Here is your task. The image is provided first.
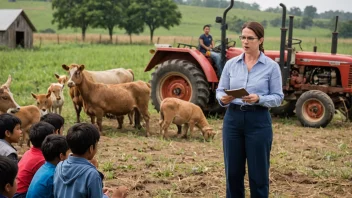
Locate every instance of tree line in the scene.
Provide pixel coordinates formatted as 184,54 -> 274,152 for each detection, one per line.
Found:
173,0 -> 260,10
52,0 -> 182,43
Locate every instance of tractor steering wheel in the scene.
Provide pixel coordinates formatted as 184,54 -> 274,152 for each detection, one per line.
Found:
212,39 -> 236,53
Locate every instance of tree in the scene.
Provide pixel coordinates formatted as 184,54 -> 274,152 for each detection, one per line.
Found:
289,7 -> 302,16
138,0 -> 182,43
118,1 -> 144,44
90,0 -> 122,42
52,0 -> 93,41
270,18 -> 281,27
261,20 -> 268,28
264,6 -> 281,13
301,16 -> 313,29
303,5 -> 317,19
339,20 -> 352,38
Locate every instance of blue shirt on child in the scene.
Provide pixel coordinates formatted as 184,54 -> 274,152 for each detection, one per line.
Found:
53,155 -> 104,198
199,34 -> 213,54
26,162 -> 55,198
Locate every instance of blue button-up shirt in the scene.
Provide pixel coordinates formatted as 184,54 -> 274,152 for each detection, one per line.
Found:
216,52 -> 284,107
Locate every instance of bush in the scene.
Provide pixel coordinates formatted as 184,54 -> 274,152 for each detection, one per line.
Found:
39,28 -> 56,34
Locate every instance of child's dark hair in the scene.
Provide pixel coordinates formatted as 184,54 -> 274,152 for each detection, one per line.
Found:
66,123 -> 100,155
40,113 -> 65,134
203,24 -> 210,30
0,156 -> 18,193
29,121 -> 55,148
41,134 -> 69,162
0,113 -> 21,139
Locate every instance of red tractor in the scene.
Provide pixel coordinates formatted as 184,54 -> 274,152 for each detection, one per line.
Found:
144,0 -> 352,128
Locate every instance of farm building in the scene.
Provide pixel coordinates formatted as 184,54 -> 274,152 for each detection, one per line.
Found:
0,9 -> 36,48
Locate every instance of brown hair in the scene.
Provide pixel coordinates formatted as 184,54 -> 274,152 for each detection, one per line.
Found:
242,22 -> 265,53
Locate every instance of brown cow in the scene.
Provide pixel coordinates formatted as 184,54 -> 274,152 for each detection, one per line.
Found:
159,98 -> 216,141
61,64 -> 134,124
32,91 -> 52,116
65,64 -> 151,136
0,75 -> 20,114
1,75 -> 41,147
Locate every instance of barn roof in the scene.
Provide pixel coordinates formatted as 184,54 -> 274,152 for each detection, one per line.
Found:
0,9 -> 36,32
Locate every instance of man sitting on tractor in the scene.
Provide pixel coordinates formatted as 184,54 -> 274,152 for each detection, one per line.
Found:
199,24 -> 222,76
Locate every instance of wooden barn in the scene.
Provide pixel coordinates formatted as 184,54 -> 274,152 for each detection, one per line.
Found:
0,9 -> 36,48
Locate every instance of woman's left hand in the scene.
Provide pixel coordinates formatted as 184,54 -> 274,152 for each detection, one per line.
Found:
242,94 -> 259,104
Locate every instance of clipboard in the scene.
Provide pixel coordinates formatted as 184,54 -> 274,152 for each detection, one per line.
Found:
224,88 -> 249,98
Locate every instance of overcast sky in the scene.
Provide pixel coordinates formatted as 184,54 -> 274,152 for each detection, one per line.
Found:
238,0 -> 351,13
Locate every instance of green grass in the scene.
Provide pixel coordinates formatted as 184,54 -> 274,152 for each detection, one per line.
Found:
0,0 -> 334,39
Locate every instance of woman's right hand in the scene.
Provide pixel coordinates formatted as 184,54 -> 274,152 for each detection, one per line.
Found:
220,95 -> 235,105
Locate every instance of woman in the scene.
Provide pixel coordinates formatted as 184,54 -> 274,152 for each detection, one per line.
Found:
216,22 -> 284,197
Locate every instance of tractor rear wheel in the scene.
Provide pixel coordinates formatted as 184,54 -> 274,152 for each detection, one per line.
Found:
296,90 -> 334,128
150,59 -> 210,112
270,100 -> 296,118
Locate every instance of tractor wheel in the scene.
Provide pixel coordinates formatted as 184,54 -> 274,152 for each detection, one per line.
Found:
296,90 -> 335,128
150,59 -> 210,112
270,100 -> 296,118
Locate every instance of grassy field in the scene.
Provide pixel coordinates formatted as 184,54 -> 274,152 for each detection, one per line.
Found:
0,0 -> 333,38
1,44 -> 352,197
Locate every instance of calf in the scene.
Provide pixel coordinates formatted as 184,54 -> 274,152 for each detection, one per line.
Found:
66,64 -> 151,136
61,64 -> 135,125
13,105 -> 41,147
159,98 -> 216,141
32,91 -> 52,116
55,73 -> 68,85
48,83 -> 64,115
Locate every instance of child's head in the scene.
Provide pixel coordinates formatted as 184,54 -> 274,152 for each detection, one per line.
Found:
0,113 -> 22,143
66,123 -> 100,160
0,156 -> 18,198
40,113 -> 65,135
41,134 -> 70,165
29,121 -> 55,148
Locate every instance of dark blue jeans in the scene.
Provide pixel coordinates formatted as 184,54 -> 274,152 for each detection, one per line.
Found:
223,104 -> 273,198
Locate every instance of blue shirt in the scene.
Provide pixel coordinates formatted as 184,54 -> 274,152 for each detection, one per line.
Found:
53,156 -> 104,198
216,52 -> 284,107
199,34 -> 213,54
26,162 -> 55,198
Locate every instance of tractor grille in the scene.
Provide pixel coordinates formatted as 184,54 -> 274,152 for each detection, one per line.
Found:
350,65 -> 352,87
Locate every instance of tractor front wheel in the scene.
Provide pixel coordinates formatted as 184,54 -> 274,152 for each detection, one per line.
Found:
296,90 -> 335,128
150,59 -> 210,112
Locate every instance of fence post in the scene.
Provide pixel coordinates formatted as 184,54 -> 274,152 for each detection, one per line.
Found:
39,37 -> 42,48
57,34 -> 60,44
173,37 -> 176,47
157,37 -> 160,44
99,34 -> 102,44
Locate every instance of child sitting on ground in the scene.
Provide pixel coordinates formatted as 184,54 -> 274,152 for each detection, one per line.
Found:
0,114 -> 22,162
26,134 -> 69,198
0,156 -> 18,198
53,123 -> 128,198
40,113 -> 65,135
13,122 -> 55,198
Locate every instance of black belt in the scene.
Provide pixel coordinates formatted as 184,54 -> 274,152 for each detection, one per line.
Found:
229,104 -> 268,111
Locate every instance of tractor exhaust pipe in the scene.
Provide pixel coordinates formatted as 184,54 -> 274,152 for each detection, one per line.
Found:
286,15 -> 294,83
216,0 -> 234,72
279,3 -> 288,85
331,16 -> 339,55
